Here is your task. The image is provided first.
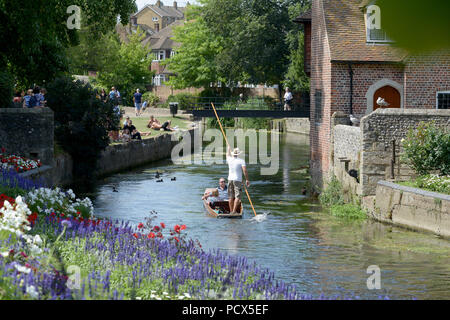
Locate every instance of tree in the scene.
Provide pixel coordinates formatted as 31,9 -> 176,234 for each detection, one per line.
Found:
283,0 -> 311,92
165,7 -> 226,89
97,29 -> 154,106
0,0 -> 136,87
46,77 -> 121,186
166,0 -> 294,90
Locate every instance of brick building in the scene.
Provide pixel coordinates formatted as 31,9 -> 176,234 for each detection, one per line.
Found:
295,0 -> 450,189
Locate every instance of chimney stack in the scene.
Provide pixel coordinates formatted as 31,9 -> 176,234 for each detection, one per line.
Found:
173,1 -> 177,9
156,0 -> 162,8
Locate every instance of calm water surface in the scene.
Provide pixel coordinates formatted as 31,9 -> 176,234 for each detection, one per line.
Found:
86,132 -> 450,299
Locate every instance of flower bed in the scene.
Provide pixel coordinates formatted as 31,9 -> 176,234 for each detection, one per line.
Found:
0,148 -> 42,173
397,174 -> 450,195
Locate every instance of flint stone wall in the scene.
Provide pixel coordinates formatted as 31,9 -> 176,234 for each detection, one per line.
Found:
0,108 -> 54,166
359,108 -> 450,196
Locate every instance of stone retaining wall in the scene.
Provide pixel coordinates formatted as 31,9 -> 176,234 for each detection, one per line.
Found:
360,108 -> 450,196
51,129 -> 196,186
364,181 -> 450,238
330,109 -> 450,197
0,108 -> 54,166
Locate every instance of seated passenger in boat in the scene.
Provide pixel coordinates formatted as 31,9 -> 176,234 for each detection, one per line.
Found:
202,178 -> 229,204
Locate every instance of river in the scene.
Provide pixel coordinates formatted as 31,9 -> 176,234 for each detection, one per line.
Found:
85,132 -> 450,299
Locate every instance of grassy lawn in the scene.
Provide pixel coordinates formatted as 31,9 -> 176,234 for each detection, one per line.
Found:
110,116 -> 192,145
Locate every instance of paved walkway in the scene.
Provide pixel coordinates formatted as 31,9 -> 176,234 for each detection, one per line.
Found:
122,107 -> 192,119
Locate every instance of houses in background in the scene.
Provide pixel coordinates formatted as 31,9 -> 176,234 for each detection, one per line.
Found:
295,0 -> 450,189
117,1 -> 187,87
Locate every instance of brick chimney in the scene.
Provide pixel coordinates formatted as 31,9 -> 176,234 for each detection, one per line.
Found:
156,0 -> 162,8
173,1 -> 177,9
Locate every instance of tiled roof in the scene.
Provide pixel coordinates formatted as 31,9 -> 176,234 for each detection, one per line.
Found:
134,3 -> 184,19
144,20 -> 184,50
322,0 -> 407,63
293,9 -> 311,22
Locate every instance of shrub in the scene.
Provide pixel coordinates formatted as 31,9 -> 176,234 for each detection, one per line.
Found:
164,93 -> 196,110
330,204 -> 366,220
45,77 -> 121,185
0,71 -> 14,108
415,174 -> 450,194
207,117 -> 235,128
319,175 -> 345,207
142,91 -> 160,107
402,122 -> 450,175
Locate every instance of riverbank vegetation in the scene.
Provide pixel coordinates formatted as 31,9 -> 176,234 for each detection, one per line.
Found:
319,176 -> 366,220
400,122 -> 450,195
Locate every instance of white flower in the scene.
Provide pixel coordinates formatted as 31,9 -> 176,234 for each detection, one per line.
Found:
1,251 -> 9,258
26,285 -> 39,299
14,264 -> 31,274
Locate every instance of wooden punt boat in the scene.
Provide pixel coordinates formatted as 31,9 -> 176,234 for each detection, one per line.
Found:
203,199 -> 243,219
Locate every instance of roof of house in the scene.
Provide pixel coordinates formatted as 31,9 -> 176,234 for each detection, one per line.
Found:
143,19 -> 184,50
293,9 -> 311,23
133,2 -> 185,19
322,0 -> 407,63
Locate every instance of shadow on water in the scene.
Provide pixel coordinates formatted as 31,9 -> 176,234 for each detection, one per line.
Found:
79,132 -> 450,299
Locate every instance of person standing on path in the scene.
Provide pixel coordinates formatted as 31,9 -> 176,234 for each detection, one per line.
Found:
284,87 -> 293,111
226,147 -> 250,214
133,88 -> 143,117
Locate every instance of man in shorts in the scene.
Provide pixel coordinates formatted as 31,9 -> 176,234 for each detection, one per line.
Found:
133,88 -> 143,116
226,147 -> 250,214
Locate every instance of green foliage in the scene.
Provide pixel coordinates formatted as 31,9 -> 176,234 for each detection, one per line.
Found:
45,77 -> 121,184
376,0 -> 450,52
163,93 -> 197,110
97,30 -> 154,106
165,11 -> 225,89
142,91 -> 160,107
198,87 -> 232,98
167,0 -> 306,89
399,175 -> 450,195
319,176 -> 345,207
0,0 -> 137,87
0,71 -> 13,108
207,117 -> 236,129
330,204 -> 367,220
401,122 -> 450,175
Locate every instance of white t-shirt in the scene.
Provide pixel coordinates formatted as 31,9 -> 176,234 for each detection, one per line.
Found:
227,156 -> 246,182
284,91 -> 293,101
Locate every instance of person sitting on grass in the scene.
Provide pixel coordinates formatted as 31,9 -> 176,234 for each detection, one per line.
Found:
120,128 -> 131,143
124,120 -> 151,140
147,115 -> 161,129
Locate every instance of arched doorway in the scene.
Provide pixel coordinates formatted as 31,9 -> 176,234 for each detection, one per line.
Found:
373,85 -> 401,111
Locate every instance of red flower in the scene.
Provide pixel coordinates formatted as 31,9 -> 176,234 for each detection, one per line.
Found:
20,252 -> 28,258
133,233 -> 139,239
152,225 -> 160,232
148,232 -> 155,239
180,225 -> 186,231
174,224 -> 181,233
157,232 -> 163,238
174,236 -> 180,243
138,223 -> 144,229
160,222 -> 166,229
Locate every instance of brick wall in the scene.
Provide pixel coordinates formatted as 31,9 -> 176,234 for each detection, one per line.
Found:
331,62 -> 404,117
310,0 -> 332,190
404,51 -> 450,109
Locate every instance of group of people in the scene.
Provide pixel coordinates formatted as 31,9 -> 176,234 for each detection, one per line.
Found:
119,116 -> 152,143
12,86 -> 47,108
202,147 -> 250,214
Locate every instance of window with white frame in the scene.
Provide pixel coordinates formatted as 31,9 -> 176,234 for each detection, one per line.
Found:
436,91 -> 450,109
153,50 -> 165,61
364,4 -> 393,43
170,50 -> 176,57
153,74 -> 166,86
152,17 -> 159,21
